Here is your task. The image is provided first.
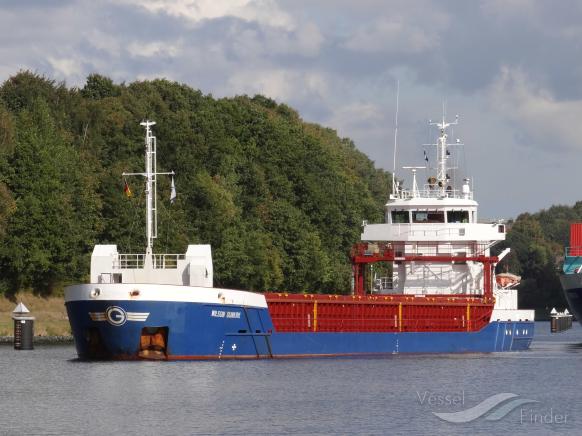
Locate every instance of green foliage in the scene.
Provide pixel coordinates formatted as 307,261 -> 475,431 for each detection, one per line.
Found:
0,71 -> 66,114
0,97 -> 101,294
2,70 -> 575,314
81,74 -> 121,100
0,72 -> 391,296
498,203 -> 582,315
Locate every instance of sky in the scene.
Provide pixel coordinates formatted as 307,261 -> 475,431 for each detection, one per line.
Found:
1,0 -> 582,218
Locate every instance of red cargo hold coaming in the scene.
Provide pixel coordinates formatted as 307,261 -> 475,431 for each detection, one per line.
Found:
265,293 -> 492,333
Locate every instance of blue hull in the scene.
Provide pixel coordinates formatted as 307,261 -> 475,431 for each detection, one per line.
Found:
65,300 -> 534,360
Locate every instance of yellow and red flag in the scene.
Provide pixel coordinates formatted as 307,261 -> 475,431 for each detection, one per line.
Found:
123,179 -> 132,198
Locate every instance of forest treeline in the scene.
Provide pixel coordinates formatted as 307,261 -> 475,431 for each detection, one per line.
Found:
497,205 -> 578,314
0,72 -> 573,314
0,71 -> 390,296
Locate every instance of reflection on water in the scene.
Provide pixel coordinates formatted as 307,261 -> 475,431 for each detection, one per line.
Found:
1,322 -> 581,435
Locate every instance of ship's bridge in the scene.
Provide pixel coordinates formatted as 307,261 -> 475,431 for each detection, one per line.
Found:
359,192 -> 505,296
357,112 -> 511,298
385,196 -> 478,224
361,185 -> 505,243
362,211 -> 505,243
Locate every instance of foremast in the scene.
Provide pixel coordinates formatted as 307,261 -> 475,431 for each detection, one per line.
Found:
123,121 -> 174,261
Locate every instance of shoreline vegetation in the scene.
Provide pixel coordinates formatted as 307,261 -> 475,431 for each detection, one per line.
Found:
0,292 -> 71,337
0,71 -> 389,301
0,336 -> 73,343
0,71 -> 571,316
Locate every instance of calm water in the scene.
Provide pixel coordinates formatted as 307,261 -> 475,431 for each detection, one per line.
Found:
1,322 -> 581,435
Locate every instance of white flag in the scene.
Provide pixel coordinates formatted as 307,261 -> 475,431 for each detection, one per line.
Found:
170,177 -> 176,204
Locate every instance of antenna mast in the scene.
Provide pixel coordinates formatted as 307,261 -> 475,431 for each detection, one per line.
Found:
123,121 -> 174,256
402,166 -> 426,198
428,113 -> 458,197
392,80 -> 399,196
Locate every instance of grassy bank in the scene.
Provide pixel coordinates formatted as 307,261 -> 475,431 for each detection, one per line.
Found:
0,293 -> 70,337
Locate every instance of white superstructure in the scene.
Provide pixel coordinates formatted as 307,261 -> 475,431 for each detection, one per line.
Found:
66,121 -> 266,310
361,113 -> 533,321
88,120 -> 214,288
89,243 -> 213,287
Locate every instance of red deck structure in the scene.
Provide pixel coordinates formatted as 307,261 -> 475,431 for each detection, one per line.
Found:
570,223 -> 582,256
264,242 -> 497,334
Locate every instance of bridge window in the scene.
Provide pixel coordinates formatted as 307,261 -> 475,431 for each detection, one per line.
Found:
447,210 -> 469,223
391,211 -> 409,223
412,211 -> 445,223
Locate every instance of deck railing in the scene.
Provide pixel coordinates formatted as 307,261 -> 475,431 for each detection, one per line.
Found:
373,277 -> 396,292
396,187 -> 473,201
113,253 -> 185,269
388,224 -> 504,239
364,242 -> 493,257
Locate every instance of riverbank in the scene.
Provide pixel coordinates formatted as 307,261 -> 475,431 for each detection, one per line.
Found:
0,335 -> 73,344
0,292 -> 71,337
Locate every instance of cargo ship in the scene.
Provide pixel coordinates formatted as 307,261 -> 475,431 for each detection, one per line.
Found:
65,116 -> 534,360
559,223 -> 582,325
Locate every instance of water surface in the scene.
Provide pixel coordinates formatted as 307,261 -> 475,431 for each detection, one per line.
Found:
1,321 -> 580,435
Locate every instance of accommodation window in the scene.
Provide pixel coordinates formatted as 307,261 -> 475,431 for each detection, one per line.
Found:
412,211 -> 445,223
447,211 -> 469,223
391,211 -> 409,223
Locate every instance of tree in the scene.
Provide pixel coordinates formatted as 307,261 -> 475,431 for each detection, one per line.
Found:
0,98 -> 101,294
0,73 -> 393,297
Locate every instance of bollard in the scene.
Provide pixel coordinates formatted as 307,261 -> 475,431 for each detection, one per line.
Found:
550,307 -> 573,334
12,302 -> 34,350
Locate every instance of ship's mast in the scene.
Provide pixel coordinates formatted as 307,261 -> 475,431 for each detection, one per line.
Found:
123,121 -> 174,256
428,113 -> 459,197
391,80 -> 400,196
402,166 -> 426,198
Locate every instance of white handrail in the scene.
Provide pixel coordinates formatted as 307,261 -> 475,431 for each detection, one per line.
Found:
113,253 -> 185,269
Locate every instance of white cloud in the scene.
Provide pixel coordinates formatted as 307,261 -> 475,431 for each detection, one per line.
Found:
328,102 -> 384,130
2,0 -> 582,216
227,69 -> 294,100
85,30 -> 123,58
324,101 -> 390,156
482,0 -> 540,18
127,41 -> 182,58
121,0 -> 294,30
226,69 -> 328,102
483,0 -> 582,40
294,22 -> 324,57
230,21 -> 324,60
343,11 -> 449,54
47,56 -> 83,78
489,66 -> 582,151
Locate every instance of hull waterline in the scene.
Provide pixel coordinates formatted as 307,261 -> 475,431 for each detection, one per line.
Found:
65,298 -> 534,360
